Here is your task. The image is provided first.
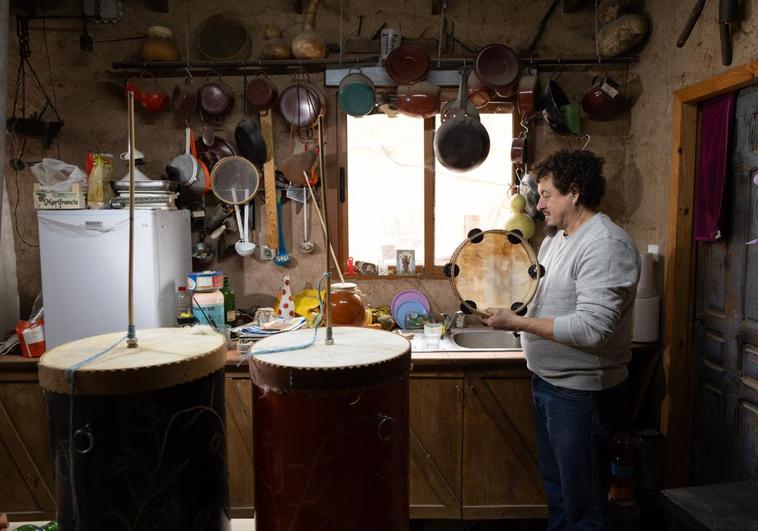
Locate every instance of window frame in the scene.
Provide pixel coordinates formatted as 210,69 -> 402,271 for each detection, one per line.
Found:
336,89 -> 521,280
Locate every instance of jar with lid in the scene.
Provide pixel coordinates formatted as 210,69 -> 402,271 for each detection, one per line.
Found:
329,282 -> 366,326
139,26 -> 180,62
187,271 -> 225,328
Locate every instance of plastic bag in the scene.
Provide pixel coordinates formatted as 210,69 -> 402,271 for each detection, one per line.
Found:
30,158 -> 88,192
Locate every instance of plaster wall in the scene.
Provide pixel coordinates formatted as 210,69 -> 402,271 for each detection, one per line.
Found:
3,0 -> 754,322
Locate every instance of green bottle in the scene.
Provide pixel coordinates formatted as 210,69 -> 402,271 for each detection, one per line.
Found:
14,522 -> 60,531
220,275 -> 236,325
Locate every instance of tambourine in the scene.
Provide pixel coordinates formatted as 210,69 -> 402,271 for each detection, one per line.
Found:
444,229 -> 545,317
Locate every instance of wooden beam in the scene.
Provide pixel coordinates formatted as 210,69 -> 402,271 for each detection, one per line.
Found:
674,60 -> 758,104
662,59 -> 758,488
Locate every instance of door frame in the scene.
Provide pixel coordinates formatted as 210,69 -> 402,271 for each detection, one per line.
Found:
663,60 -> 758,487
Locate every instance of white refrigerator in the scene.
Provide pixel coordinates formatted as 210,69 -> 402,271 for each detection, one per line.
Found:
38,209 -> 191,349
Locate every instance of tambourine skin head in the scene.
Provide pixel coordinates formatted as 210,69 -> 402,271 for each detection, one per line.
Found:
448,229 -> 541,318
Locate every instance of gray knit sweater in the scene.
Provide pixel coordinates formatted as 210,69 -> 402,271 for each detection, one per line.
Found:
521,213 -> 641,391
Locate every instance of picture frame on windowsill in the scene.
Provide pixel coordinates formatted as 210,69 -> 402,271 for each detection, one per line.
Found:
396,249 -> 415,275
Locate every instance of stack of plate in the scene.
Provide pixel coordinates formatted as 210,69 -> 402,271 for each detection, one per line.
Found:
391,289 -> 430,329
234,316 -> 306,339
110,180 -> 179,209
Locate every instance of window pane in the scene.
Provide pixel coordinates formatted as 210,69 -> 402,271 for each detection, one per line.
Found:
347,114 -> 425,267
434,112 -> 513,265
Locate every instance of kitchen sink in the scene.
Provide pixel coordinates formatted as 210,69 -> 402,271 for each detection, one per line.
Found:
449,329 -> 521,350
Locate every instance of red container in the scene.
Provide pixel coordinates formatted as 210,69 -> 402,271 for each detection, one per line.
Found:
16,319 -> 46,358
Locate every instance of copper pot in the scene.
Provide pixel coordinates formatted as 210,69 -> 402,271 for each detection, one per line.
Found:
467,70 -> 492,109
396,82 -> 440,119
245,75 -> 278,111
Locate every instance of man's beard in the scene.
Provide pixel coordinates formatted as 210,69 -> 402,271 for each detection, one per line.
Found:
544,224 -> 558,237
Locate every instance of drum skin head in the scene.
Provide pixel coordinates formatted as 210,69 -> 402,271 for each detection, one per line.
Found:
448,229 -> 542,317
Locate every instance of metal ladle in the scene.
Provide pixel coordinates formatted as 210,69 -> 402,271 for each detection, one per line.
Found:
298,191 -> 315,253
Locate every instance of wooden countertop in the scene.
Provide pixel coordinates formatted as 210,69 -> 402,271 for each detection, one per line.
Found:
1,340 -> 657,374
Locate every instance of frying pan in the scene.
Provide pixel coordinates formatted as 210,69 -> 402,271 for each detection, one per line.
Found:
194,134 -> 238,170
433,69 -> 490,172
540,79 -> 571,134
278,81 -> 325,130
235,116 -> 267,166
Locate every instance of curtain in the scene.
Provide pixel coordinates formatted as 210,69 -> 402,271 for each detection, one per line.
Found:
693,91 -> 737,241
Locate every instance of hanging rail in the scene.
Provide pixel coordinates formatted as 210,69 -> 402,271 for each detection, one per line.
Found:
110,55 -> 637,77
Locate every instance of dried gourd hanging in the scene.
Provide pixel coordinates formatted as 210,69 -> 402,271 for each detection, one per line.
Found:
291,0 -> 327,59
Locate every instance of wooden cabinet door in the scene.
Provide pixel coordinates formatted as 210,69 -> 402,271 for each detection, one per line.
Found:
462,370 -> 547,519
409,371 -> 463,519
225,375 -> 255,517
0,376 -> 55,521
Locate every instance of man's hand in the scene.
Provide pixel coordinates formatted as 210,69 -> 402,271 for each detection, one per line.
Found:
482,307 -> 521,330
483,307 -> 556,340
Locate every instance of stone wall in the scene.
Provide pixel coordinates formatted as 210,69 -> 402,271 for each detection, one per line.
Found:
3,0 -> 755,320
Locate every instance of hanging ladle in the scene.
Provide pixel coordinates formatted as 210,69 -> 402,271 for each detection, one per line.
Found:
273,193 -> 291,266
298,189 -> 315,253
233,194 -> 256,257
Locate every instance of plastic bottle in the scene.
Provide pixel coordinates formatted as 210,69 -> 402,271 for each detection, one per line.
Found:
610,432 -> 636,503
175,286 -> 194,326
220,276 -> 237,325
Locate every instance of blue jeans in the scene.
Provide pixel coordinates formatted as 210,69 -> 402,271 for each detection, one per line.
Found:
532,375 -> 627,531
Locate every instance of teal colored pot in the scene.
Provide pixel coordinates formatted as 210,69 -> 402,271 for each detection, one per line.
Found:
338,71 -> 376,117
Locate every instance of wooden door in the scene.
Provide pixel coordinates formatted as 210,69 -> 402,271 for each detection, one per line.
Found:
408,371 -> 463,519
691,84 -> 758,484
0,367 -> 55,521
461,369 -> 546,519
224,375 -> 255,517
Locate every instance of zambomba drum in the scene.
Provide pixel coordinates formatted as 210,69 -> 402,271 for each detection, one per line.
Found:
249,326 -> 411,531
38,327 -> 230,531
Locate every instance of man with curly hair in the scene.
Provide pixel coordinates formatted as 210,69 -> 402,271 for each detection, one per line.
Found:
484,149 -> 640,530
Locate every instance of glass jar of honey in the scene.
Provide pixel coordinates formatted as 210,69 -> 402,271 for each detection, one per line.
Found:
329,282 -> 366,326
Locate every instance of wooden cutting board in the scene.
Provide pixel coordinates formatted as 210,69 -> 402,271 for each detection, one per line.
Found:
259,111 -> 278,249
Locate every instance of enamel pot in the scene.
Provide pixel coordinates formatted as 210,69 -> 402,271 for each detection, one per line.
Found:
338,70 -> 376,117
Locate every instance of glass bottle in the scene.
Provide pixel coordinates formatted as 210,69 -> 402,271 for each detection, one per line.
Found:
175,286 -> 194,326
220,276 -> 237,325
610,432 -> 636,503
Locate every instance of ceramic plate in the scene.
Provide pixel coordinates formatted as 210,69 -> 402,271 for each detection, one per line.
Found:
391,289 -> 430,316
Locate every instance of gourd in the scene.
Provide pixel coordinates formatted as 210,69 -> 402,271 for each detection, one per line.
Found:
504,193 -> 535,240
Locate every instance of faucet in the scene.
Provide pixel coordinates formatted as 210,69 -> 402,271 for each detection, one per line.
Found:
441,311 -> 465,336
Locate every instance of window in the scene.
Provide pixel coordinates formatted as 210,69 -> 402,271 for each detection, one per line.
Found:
340,104 -> 514,276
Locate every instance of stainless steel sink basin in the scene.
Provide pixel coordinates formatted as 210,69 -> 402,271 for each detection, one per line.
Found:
450,329 -> 521,350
